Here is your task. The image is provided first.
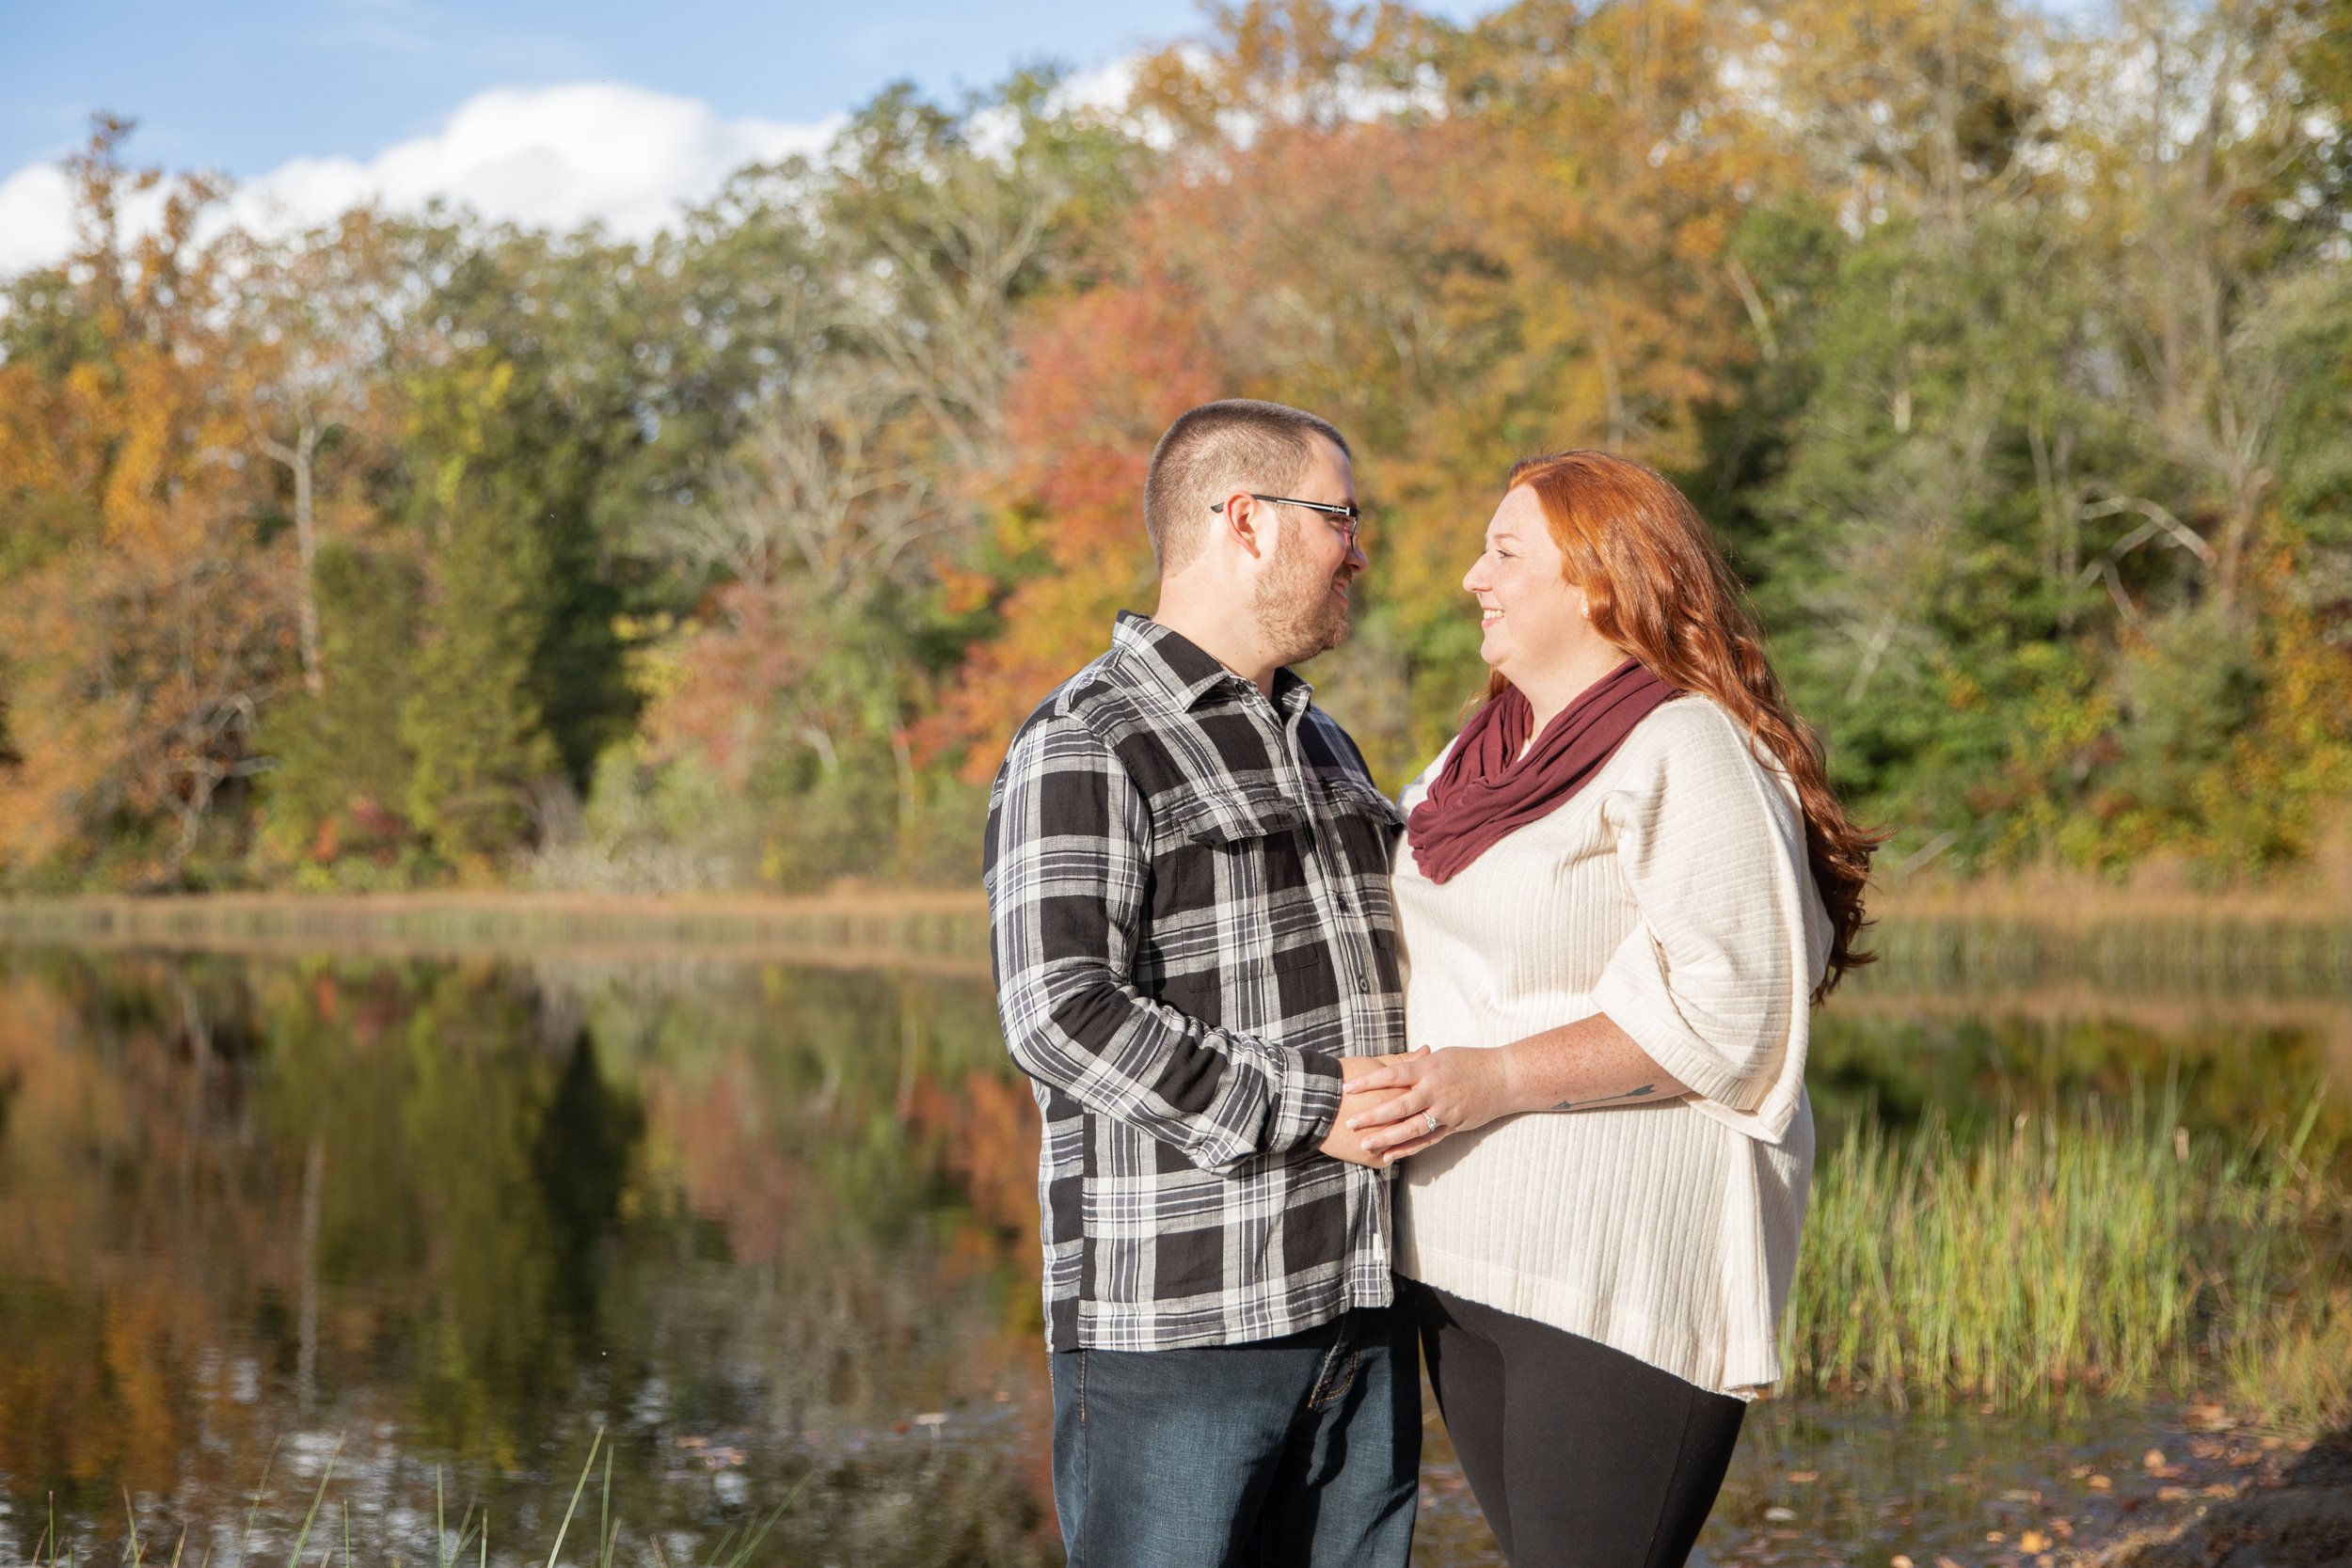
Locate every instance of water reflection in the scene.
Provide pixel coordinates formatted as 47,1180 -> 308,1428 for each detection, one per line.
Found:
1812,996 -> 2352,1152
0,948 -> 2341,1567
0,952 -> 1053,1566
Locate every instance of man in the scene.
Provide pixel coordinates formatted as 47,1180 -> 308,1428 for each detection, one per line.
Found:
982,399 -> 1417,1567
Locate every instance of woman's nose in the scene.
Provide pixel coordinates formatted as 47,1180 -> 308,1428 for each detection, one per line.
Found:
1462,555 -> 1488,594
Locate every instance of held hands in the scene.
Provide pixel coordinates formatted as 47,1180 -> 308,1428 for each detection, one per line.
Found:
1317,1055 -> 1410,1168
1343,1044 -> 1518,1164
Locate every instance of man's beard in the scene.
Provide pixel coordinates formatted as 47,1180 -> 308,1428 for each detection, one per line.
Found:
1251,518 -> 1353,668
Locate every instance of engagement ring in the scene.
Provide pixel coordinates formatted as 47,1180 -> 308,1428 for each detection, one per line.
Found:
1422,1111 -> 1440,1134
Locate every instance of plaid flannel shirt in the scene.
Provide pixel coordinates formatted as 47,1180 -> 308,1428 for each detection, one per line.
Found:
983,612 -> 1408,1353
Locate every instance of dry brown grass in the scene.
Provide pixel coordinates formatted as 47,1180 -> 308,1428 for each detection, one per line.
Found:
0,888 -> 992,971
1874,841 -> 2352,927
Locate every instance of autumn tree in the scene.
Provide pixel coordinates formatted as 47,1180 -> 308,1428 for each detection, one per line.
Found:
936,0 -> 1777,784
628,74 -> 1140,886
0,119 -> 288,886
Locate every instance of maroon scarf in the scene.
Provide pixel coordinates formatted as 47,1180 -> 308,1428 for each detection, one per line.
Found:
1407,658 -> 1679,883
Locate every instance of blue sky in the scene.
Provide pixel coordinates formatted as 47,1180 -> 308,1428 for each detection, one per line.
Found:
0,0 -> 1477,275
1,0 -> 1486,176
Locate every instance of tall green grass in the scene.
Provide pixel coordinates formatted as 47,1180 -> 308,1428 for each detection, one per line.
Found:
1788,1091 -> 2349,1428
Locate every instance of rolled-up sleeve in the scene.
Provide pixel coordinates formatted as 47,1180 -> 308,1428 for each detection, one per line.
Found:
983,711 -> 1343,1173
1588,709 -> 1807,1123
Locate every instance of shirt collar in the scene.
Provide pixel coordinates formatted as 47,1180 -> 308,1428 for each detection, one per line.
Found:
1111,610 -> 1314,717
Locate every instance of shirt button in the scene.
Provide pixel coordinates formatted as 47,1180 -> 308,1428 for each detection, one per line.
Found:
1357,975 -> 1370,993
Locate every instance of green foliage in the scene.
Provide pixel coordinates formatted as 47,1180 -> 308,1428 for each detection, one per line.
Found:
398,357 -> 564,864
1,5 -> 2347,891
261,541 -> 425,868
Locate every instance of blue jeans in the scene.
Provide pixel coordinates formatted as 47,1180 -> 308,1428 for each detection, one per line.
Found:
1048,1306 -> 1420,1568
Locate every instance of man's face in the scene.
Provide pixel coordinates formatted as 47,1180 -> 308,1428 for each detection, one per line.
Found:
1249,436 -> 1365,667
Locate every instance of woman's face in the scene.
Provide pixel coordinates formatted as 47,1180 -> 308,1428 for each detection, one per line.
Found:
1462,485 -> 1596,682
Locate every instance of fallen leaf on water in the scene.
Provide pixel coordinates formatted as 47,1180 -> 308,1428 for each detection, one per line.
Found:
1765,1507 -> 1798,1523
1890,1555 -> 1915,1568
1788,1471 -> 1820,1484
1987,1530 -> 2008,1544
2018,1529 -> 2049,1552
1936,1556 -> 1966,1568
2088,1475 -> 2112,1492
2144,1449 -> 2167,1470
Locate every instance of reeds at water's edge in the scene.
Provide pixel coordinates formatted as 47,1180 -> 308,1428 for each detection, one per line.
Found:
1788,1090 -> 2351,1430
23,1429 -> 803,1568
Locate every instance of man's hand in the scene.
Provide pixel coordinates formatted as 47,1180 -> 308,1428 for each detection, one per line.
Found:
1318,1054 -> 1416,1167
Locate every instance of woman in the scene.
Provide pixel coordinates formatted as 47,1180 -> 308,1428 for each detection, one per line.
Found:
1344,451 -> 1876,1568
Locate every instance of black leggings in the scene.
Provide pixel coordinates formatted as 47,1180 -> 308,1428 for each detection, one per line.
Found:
1409,1280 -> 1747,1568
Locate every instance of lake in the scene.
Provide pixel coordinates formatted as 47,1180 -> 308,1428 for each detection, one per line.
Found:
0,945 -> 2343,1567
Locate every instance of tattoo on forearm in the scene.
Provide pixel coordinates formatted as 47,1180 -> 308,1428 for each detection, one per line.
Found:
1551,1084 -> 1656,1112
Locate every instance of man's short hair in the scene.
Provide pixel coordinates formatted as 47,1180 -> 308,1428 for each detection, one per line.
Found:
1144,400 -> 1350,574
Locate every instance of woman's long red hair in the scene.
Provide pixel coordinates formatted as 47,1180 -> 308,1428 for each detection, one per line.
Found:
1497,451 -> 1880,998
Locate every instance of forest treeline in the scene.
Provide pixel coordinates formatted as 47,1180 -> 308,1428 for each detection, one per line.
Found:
3,0 -> 2348,895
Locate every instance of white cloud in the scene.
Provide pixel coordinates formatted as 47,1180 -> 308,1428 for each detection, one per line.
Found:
0,162 -> 77,277
0,82 -> 845,278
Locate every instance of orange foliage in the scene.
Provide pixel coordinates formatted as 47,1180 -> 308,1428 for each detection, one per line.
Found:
0,126 -> 290,879
643,584 -> 818,783
929,7 -> 1774,778
923,283 -> 1220,780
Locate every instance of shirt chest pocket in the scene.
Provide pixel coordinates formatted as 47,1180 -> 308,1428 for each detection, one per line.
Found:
1144,784 -> 1334,1028
1146,784 -> 1316,919
1317,773 -> 1406,866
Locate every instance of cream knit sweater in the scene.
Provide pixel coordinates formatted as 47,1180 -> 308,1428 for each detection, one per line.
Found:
1391,696 -> 1832,1396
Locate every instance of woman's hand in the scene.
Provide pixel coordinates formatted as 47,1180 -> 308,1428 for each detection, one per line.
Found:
1343,1045 -> 1521,1164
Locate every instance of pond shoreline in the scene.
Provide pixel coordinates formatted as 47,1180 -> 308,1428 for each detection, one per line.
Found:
0,890 -> 993,970
2081,1418 -> 2349,1568
4,888 -> 2348,993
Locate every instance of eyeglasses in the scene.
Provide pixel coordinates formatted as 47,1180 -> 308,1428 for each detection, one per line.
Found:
1209,493 -> 1365,550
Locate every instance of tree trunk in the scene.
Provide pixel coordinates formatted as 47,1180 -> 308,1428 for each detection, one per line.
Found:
264,419 -> 326,696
